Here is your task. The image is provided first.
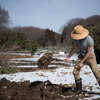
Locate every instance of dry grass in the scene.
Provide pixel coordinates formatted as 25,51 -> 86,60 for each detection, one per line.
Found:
0,54 -> 18,74
0,54 -> 11,68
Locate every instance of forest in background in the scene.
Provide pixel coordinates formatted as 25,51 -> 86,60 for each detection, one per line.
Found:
0,6 -> 100,63
0,6 -> 61,53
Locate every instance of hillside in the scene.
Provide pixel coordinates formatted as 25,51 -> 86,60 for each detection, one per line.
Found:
12,26 -> 61,47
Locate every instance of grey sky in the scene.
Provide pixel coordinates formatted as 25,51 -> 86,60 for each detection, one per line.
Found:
0,0 -> 100,33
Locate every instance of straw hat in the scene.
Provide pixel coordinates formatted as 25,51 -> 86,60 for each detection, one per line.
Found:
71,25 -> 89,40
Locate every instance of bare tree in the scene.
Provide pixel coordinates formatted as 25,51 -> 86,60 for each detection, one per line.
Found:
0,6 -> 9,27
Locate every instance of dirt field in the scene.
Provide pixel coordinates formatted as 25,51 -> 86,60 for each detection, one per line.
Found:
0,53 -> 100,100
0,78 -> 95,100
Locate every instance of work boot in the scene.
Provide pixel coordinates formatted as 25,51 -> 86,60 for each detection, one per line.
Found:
75,78 -> 82,92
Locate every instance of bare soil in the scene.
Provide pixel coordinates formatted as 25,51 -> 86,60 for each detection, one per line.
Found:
0,78 -> 93,100
0,53 -> 32,59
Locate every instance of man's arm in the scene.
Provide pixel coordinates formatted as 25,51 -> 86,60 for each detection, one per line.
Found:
64,43 -> 77,62
79,45 -> 93,67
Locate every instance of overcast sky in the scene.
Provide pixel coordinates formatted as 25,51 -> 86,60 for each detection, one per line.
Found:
0,0 -> 100,33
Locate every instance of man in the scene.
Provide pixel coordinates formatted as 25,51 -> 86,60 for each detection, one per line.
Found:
64,25 -> 100,92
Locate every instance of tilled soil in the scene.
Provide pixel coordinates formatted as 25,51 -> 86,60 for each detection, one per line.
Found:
0,78 -> 95,100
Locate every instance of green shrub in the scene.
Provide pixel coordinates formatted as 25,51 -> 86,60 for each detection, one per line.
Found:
0,28 -> 32,51
0,54 -> 11,68
0,67 -> 18,74
0,54 -> 18,74
14,32 -> 30,50
31,43 -> 38,55
88,25 -> 100,63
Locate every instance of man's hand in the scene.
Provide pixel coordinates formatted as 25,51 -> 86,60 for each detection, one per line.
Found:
64,57 -> 70,62
64,43 -> 76,63
78,62 -> 84,68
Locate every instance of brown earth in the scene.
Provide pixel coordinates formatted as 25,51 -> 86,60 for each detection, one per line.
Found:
0,78 -> 94,100
0,53 -> 32,59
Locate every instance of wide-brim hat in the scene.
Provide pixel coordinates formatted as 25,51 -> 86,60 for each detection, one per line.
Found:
71,25 -> 89,40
